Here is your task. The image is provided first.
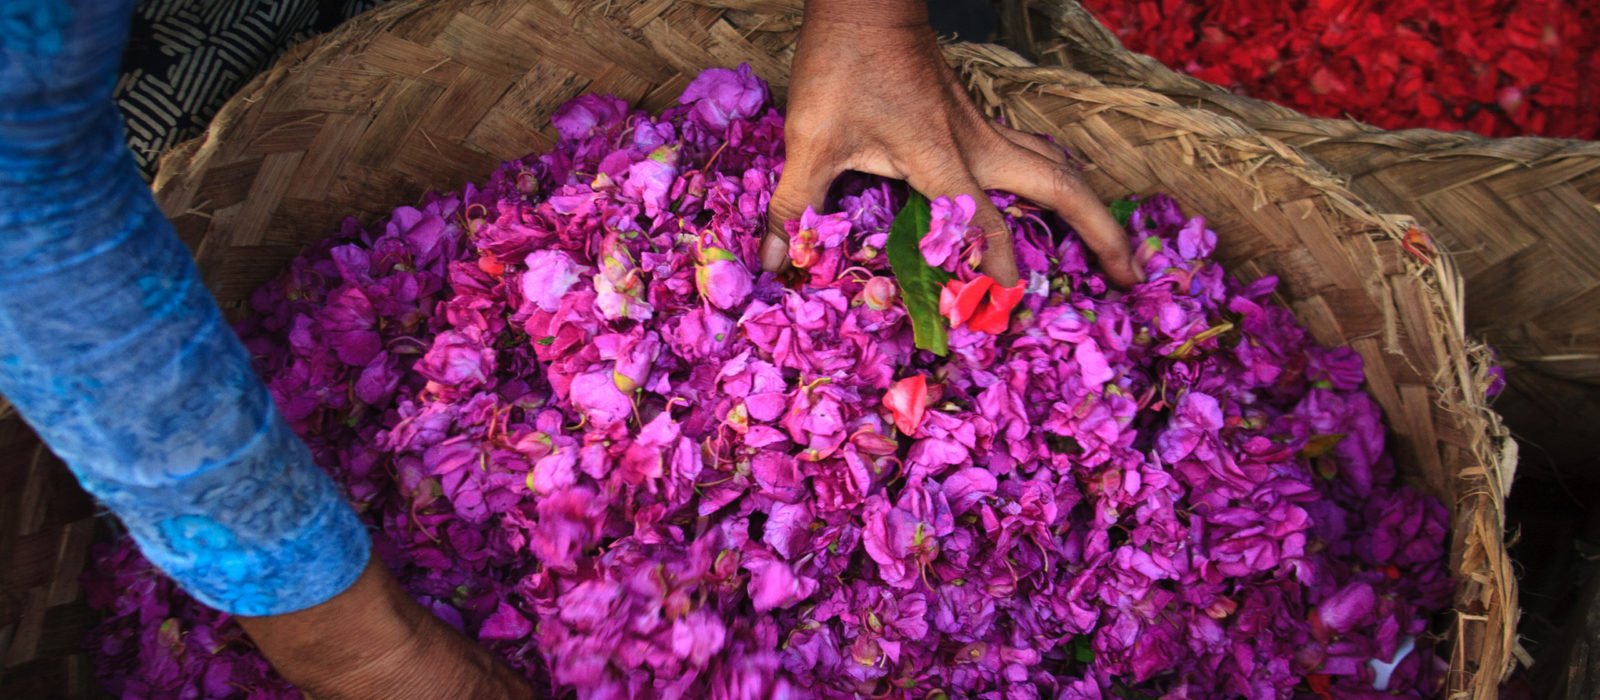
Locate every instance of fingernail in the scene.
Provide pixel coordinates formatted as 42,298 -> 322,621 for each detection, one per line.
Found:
761,236 -> 790,272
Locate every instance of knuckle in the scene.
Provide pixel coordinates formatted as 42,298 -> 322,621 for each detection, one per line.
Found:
765,193 -> 799,223
905,152 -> 972,195
969,121 -> 1015,150
1049,167 -> 1093,210
765,205 -> 799,236
783,114 -> 836,155
1050,165 -> 1088,193
906,137 -> 960,173
783,110 -> 821,140
978,210 -> 1013,242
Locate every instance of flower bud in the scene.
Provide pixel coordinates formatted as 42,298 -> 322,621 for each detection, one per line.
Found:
860,276 -> 898,311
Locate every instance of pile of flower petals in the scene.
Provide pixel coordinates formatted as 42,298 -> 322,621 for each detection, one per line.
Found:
85,65 -> 1454,699
1082,0 -> 1600,139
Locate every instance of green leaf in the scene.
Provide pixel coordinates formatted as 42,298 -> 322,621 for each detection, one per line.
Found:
886,192 -> 951,356
1109,199 -> 1137,228
1300,433 -> 1347,460
1070,634 -> 1095,664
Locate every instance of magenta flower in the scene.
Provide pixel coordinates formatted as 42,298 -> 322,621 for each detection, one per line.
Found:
606,329 -> 661,394
787,206 -> 850,269
694,248 -> 753,311
1175,215 -> 1217,259
859,275 -> 898,311
593,237 -> 653,322
679,63 -> 768,131
745,547 -> 816,612
622,155 -> 676,220
569,369 -> 634,429
318,286 -> 382,366
920,193 -> 977,268
416,327 -> 494,390
670,610 -> 728,668
1312,582 -> 1377,641
667,306 -> 734,360
943,467 -> 997,515
1155,391 -> 1223,463
862,483 -> 954,589
551,93 -> 631,141
479,601 -> 533,641
521,250 -> 582,313
747,430 -> 802,488
354,352 -> 400,405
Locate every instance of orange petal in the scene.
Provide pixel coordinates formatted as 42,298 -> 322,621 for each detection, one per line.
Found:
478,253 -> 506,277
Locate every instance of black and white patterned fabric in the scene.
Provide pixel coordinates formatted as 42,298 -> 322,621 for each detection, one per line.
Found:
110,0 -> 999,181
116,0 -> 383,179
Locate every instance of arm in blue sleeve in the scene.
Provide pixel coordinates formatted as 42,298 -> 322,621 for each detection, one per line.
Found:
0,0 -> 369,616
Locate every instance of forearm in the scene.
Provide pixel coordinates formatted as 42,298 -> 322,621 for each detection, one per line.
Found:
0,6 -> 534,696
0,0 -> 368,617
803,0 -> 929,27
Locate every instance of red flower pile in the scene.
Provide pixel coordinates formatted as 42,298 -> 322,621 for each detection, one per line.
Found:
1081,0 -> 1600,139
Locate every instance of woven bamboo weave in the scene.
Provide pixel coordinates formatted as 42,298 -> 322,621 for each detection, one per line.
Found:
0,421 -> 102,698
1000,0 -> 1600,482
1,0 -> 1515,697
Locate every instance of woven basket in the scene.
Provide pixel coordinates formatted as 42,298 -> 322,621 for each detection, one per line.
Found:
999,0 -> 1600,483
0,421 -> 102,698
0,0 -> 1516,697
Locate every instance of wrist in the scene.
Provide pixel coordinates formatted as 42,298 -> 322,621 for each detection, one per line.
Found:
804,0 -> 929,29
236,554 -> 416,691
238,556 -> 534,699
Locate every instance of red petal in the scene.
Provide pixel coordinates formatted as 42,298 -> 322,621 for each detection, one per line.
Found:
1498,49 -> 1548,84
1306,673 -> 1333,697
941,276 -> 992,327
938,280 -> 962,323
987,280 -> 1026,315
966,305 -> 1007,334
477,254 -> 505,277
965,280 -> 1026,335
883,375 -> 928,436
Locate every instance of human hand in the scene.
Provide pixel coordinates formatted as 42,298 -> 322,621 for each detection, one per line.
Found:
763,0 -> 1141,288
237,555 -> 533,699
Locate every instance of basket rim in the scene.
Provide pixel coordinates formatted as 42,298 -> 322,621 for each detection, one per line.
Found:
4,1 -> 1520,696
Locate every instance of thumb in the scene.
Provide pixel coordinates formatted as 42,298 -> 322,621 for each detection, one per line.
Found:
762,155 -> 840,272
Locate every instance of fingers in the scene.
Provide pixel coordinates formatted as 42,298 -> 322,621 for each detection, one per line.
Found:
762,152 -> 841,273
770,118 -> 1128,288
996,126 -> 1069,166
972,197 -> 1021,286
902,164 -> 1021,287
977,143 -> 1143,288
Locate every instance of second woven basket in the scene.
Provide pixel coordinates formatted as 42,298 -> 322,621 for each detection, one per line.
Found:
1001,0 -> 1600,485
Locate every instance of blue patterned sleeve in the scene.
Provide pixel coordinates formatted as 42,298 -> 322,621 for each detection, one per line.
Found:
0,0 -> 369,616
